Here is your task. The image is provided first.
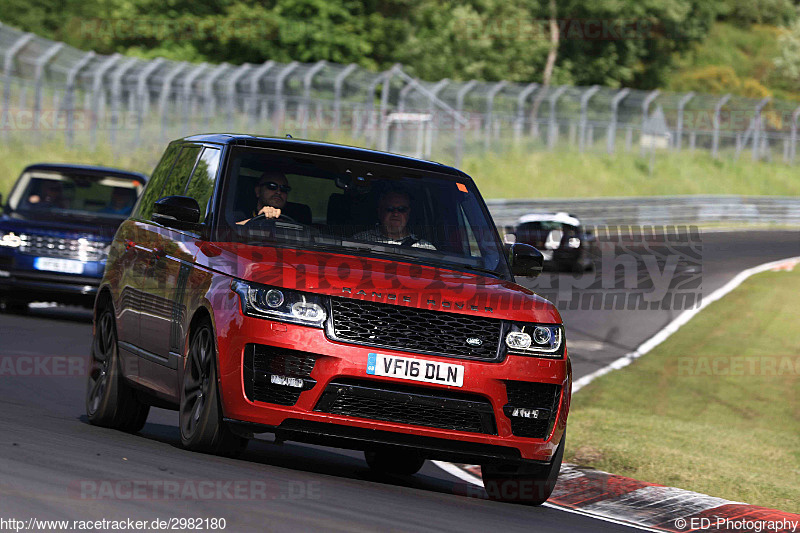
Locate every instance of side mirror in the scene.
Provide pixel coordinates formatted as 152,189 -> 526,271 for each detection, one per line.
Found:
506,243 -> 543,278
153,196 -> 201,231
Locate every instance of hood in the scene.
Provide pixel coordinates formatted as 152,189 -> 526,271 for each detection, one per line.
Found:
0,211 -> 120,241
199,241 -> 561,324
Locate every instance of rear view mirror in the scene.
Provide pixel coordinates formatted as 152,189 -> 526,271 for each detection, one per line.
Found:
506,243 -> 543,278
153,196 -> 201,230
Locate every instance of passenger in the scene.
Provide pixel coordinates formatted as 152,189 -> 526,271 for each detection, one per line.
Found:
354,190 -> 435,249
236,171 -> 292,225
101,187 -> 136,215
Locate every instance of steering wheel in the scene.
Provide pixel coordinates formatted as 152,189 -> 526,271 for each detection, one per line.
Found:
243,212 -> 298,228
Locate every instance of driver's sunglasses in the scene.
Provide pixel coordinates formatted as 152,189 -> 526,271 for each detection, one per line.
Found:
383,206 -> 409,214
258,181 -> 291,193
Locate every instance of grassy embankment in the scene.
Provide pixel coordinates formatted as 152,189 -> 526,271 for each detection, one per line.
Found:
564,267 -> 800,513
3,138 -> 800,201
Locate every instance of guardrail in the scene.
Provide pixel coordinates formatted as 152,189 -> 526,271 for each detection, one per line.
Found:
486,195 -> 800,228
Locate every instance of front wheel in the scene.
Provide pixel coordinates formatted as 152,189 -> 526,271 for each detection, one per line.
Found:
179,321 -> 248,458
481,431 -> 565,505
86,306 -> 150,432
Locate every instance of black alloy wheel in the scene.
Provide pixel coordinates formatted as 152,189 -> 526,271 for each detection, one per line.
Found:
86,305 -> 149,432
179,320 -> 248,457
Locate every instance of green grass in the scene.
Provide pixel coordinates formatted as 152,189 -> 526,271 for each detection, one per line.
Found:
565,268 -> 800,512
462,147 -> 800,199
3,137 -> 800,201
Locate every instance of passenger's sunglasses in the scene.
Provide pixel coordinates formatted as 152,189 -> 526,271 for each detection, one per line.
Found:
383,206 -> 410,214
258,181 -> 291,193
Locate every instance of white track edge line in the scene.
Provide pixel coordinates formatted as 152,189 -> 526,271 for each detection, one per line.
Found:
434,255 -> 800,530
432,461 -> 665,532
573,254 -> 800,392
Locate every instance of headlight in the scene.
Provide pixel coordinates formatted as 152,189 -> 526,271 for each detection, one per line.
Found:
231,280 -> 327,328
0,231 -> 22,248
567,237 -> 581,248
505,323 -> 564,357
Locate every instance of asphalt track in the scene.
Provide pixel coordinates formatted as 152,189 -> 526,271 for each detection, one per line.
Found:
0,230 -> 797,532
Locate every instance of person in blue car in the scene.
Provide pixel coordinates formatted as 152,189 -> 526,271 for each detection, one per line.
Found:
101,187 -> 136,215
27,179 -> 68,209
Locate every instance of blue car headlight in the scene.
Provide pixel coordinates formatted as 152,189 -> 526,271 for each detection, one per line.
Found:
231,280 -> 327,328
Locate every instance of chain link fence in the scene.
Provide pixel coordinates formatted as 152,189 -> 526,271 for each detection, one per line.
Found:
3,22 -> 800,168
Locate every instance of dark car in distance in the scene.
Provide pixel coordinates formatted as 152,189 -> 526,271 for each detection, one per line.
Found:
0,163 -> 146,311
512,213 -> 595,273
88,134 -> 571,505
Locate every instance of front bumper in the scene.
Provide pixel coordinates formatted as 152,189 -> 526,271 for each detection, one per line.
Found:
215,307 -> 571,464
0,253 -> 104,304
0,269 -> 100,304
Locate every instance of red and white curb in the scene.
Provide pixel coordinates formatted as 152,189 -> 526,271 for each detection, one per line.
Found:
434,256 -> 800,532
435,461 -> 800,532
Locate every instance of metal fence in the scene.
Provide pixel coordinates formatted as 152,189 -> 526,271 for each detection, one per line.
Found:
487,195 -> 800,228
3,21 -> 800,167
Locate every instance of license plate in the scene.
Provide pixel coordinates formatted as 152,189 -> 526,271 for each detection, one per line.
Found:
367,353 -> 464,387
33,257 -> 84,274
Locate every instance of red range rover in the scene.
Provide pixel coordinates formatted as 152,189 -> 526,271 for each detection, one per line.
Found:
87,134 -> 571,504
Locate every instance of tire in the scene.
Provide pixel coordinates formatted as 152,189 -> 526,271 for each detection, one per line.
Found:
179,320 -> 248,458
481,432 -> 565,505
365,449 -> 425,476
1,298 -> 29,314
86,305 -> 150,432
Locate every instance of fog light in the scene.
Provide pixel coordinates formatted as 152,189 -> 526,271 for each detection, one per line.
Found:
270,374 -> 304,388
506,332 -> 532,349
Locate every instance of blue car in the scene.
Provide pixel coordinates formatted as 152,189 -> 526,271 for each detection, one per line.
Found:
0,163 -> 146,311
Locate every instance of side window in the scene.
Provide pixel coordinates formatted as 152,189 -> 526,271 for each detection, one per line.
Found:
160,145 -> 202,200
184,147 -> 221,223
135,143 -> 181,220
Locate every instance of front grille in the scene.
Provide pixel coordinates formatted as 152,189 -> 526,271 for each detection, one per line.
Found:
315,378 -> 497,434
328,297 -> 503,361
503,381 -> 562,439
18,234 -> 105,261
243,344 -> 319,406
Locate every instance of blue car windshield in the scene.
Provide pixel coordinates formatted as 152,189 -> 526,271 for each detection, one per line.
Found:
7,170 -> 144,217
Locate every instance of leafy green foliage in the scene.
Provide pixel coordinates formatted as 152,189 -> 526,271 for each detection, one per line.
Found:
0,0 -> 716,88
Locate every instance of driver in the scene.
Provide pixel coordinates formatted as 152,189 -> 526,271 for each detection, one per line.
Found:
28,179 -> 67,209
236,171 -> 292,225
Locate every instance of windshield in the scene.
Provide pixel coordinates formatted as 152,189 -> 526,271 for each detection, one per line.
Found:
7,169 -> 144,218
220,147 -> 510,278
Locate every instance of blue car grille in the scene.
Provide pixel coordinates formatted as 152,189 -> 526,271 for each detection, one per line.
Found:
18,234 -> 105,262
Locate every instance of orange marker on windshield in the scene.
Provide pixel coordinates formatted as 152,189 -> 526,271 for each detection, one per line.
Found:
456,182 -> 468,193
